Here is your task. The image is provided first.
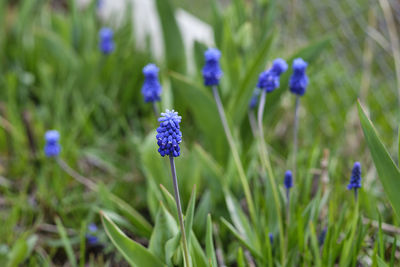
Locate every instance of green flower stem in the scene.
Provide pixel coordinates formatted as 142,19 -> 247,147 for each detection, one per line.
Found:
152,102 -> 159,118
212,86 -> 257,225
56,158 -> 97,191
248,110 -> 258,138
293,96 -> 300,179
169,156 -> 190,267
257,89 -> 285,264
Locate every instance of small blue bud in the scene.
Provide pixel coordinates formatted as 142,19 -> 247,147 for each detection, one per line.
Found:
44,130 -> 61,157
156,110 -> 182,157
86,223 -> 99,245
257,58 -> 288,92
347,162 -> 362,190
141,64 -> 162,103
284,170 -> 293,190
289,58 -> 309,96
202,48 -> 223,86
269,233 -> 274,244
99,27 -> 115,54
318,227 -> 327,246
249,88 -> 261,110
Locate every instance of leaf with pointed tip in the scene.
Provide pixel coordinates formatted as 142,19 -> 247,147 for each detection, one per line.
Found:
205,214 -> 217,267
358,101 -> 400,220
149,203 -> 179,261
185,186 -> 197,245
101,212 -> 164,267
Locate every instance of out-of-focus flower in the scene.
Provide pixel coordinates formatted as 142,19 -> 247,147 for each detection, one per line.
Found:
249,88 -> 261,109
257,58 -> 288,92
289,58 -> 309,96
99,27 -> 114,54
44,130 -> 61,157
347,162 -> 362,190
86,223 -> 99,245
202,48 -> 223,86
141,64 -> 162,103
284,170 -> 293,190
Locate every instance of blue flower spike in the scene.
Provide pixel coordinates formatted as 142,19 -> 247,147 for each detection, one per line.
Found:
249,88 -> 261,110
99,27 -> 115,55
289,58 -> 309,96
141,64 -> 162,103
202,48 -> 223,86
44,130 -> 61,158
156,110 -> 182,157
284,170 -> 293,202
257,58 -> 288,92
86,223 -> 99,245
347,161 -> 362,200
269,233 -> 274,245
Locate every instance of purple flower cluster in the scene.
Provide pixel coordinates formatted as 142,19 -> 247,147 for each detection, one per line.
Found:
289,58 -> 309,96
44,130 -> 61,157
141,64 -> 162,103
99,27 -> 114,55
257,58 -> 288,92
347,162 -> 362,190
156,110 -> 182,157
284,170 -> 293,189
202,48 -> 223,86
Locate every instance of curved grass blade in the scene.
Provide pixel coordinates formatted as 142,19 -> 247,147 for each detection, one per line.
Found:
101,212 -> 164,267
358,101 -> 400,220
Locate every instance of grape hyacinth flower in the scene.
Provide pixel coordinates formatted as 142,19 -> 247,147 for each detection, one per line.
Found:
284,170 -> 293,193
289,58 -> 309,179
269,233 -> 274,245
86,223 -> 99,245
156,110 -> 182,157
142,64 -> 162,116
156,109 -> 189,265
44,130 -> 61,157
289,58 -> 309,96
203,48 -> 257,225
202,48 -> 223,86
347,162 -> 362,200
249,88 -> 261,110
318,227 -> 327,246
257,58 -> 288,93
99,27 -> 114,55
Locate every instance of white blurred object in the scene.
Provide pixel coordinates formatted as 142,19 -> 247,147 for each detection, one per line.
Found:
78,0 -> 214,72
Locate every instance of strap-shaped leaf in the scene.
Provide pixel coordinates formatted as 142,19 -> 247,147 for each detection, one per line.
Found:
358,101 -> 400,220
101,212 -> 164,267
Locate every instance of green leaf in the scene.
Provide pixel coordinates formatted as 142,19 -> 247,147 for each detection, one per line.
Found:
55,217 -> 77,267
358,101 -> 400,220
165,232 -> 181,266
205,215 -> 217,267
101,212 -> 164,267
377,256 -> 389,267
155,0 -> 186,73
149,203 -> 179,261
185,186 -> 197,244
100,185 -> 153,238
6,235 -> 37,267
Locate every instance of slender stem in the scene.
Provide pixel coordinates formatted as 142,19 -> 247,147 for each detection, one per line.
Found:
169,156 -> 190,267
56,158 -> 97,191
211,86 -> 256,224
354,188 -> 358,202
293,96 -> 300,180
152,102 -> 159,118
248,110 -> 258,138
256,89 -> 285,264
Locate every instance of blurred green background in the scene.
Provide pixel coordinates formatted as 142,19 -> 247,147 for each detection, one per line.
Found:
0,0 -> 400,265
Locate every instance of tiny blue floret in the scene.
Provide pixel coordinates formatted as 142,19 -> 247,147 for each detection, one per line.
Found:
257,58 -> 288,92
44,130 -> 61,157
347,162 -> 362,190
99,27 -> 115,54
156,110 -> 182,157
141,64 -> 162,103
289,58 -> 309,96
284,170 -> 293,189
249,88 -> 261,109
269,233 -> 274,244
86,223 -> 99,245
202,48 -> 223,86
